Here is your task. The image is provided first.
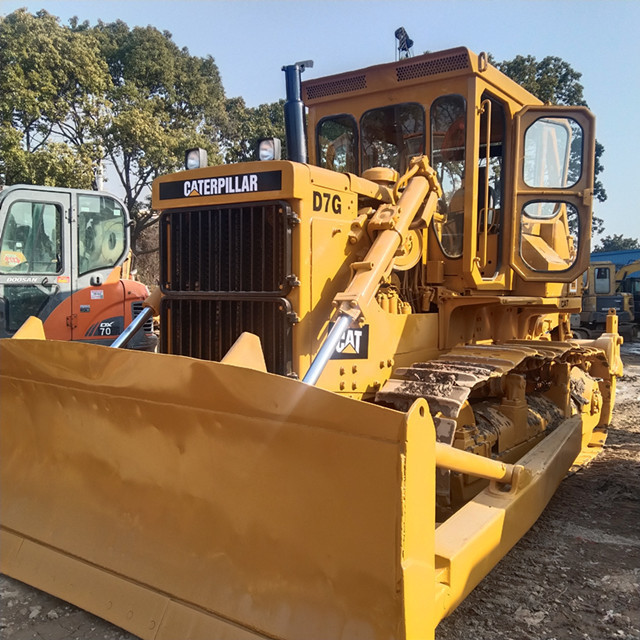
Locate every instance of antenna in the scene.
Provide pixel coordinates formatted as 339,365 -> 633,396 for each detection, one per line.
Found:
395,27 -> 414,60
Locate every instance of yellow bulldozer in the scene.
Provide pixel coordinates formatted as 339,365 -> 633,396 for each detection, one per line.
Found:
0,47 -> 623,640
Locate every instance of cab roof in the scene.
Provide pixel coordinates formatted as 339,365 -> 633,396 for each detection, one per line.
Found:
302,46 -> 541,109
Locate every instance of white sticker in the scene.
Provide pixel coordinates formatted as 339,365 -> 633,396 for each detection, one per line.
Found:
91,290 -> 104,300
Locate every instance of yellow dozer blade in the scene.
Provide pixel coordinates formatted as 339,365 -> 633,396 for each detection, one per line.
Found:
0,339 -> 585,640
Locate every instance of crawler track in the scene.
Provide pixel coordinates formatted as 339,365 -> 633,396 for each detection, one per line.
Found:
376,340 -> 612,507
378,340 -> 603,409
376,339 -> 609,438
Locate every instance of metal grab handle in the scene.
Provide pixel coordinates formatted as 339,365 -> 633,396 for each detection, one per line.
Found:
479,98 -> 492,269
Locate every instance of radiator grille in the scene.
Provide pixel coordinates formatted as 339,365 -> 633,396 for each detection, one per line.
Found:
159,201 -> 298,375
161,202 -> 295,294
160,297 -> 294,375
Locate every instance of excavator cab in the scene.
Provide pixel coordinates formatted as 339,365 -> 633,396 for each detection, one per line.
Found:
0,185 -> 156,349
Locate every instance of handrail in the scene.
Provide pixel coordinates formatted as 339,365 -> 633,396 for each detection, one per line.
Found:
479,98 -> 492,269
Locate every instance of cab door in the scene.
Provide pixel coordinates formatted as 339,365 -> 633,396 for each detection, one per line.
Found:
0,187 -> 73,339
510,106 -> 595,282
70,191 -> 131,343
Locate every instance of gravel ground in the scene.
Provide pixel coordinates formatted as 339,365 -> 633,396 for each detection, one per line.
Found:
2,344 -> 639,640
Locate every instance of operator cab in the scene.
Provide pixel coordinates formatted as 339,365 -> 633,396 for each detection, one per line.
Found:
302,47 -> 595,295
0,186 -> 154,349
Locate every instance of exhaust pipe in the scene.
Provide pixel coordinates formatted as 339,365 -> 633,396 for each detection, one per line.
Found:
283,60 -> 313,164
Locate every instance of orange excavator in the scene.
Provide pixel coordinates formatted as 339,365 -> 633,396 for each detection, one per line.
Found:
0,184 -> 156,350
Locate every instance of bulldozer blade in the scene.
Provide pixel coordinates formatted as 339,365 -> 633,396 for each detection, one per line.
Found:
0,339 -> 437,640
0,339 -> 602,639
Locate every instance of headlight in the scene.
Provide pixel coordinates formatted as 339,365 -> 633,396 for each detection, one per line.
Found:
257,138 -> 281,161
185,148 -> 208,170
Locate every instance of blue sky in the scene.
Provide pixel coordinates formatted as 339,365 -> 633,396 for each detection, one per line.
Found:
2,0 -> 639,240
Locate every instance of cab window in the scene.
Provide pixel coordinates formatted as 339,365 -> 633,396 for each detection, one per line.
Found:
361,103 -> 425,174
523,117 -> 583,188
317,115 -> 358,173
519,116 -> 584,273
0,201 -> 62,274
431,95 -> 466,258
520,201 -> 580,272
77,195 -> 126,276
594,267 -> 611,294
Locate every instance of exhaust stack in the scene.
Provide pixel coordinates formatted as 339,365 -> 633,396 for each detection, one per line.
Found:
282,60 -> 313,163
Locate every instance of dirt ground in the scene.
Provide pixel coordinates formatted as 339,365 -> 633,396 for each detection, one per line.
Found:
1,345 -> 639,640
438,342 -> 640,640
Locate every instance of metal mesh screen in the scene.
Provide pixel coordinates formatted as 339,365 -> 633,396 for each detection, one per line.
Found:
161,202 -> 293,294
304,74 -> 367,100
396,52 -> 470,82
159,201 -> 297,375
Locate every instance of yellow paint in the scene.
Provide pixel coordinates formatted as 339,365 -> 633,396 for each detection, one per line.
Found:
220,332 -> 267,372
0,340 -> 423,639
434,417 -> 582,621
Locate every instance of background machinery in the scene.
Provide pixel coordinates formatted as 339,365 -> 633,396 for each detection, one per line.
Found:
0,47 -> 622,640
0,184 -> 156,349
572,249 -> 640,340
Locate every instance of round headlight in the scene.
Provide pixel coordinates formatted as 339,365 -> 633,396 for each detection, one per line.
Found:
257,138 -> 281,161
184,148 -> 208,170
259,140 -> 275,161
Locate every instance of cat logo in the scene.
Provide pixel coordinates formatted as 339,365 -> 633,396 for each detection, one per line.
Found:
330,324 -> 369,360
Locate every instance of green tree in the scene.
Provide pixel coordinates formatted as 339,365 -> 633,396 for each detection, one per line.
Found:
85,20 -> 227,250
593,234 -> 640,252
0,9 -> 110,187
491,53 -> 606,233
1,9 -> 230,260
492,54 -> 586,106
223,97 -> 286,163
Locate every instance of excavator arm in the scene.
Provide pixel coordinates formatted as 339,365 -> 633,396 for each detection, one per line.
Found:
615,259 -> 640,289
